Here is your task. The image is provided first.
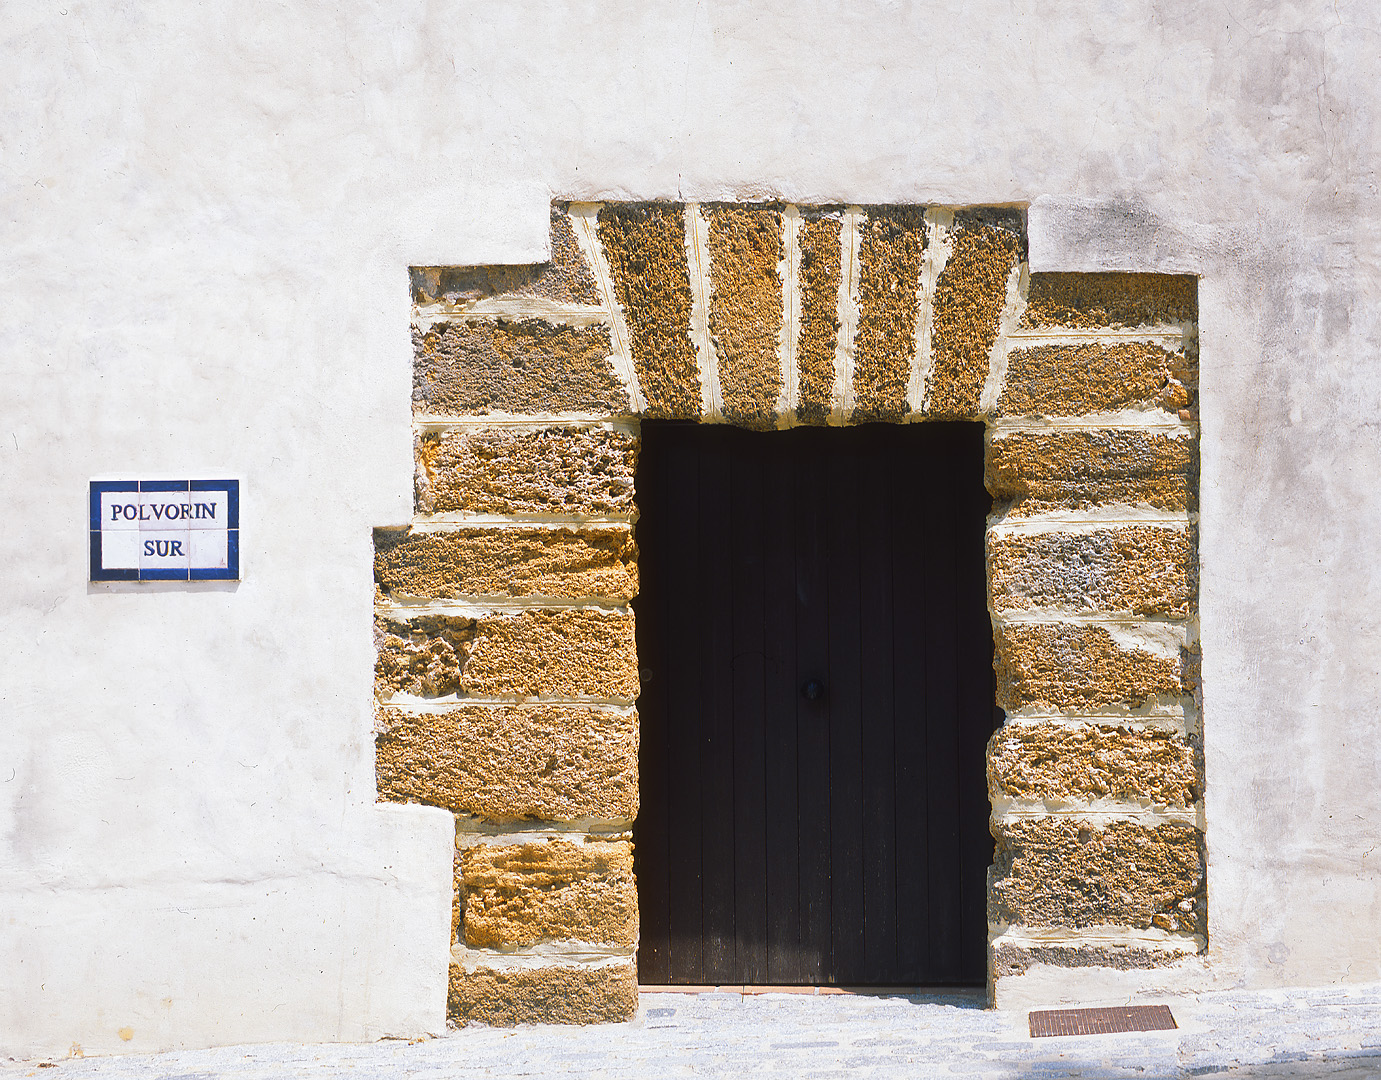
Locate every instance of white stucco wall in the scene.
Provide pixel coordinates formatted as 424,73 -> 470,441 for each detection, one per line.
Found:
3,0 -> 1378,1056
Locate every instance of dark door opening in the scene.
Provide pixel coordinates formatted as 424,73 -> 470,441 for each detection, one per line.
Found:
633,421 -> 997,987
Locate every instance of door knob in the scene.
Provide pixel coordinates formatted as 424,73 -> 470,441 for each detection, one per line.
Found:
801,679 -> 826,701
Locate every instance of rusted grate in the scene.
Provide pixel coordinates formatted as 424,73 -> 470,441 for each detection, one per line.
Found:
1029,1004 -> 1177,1037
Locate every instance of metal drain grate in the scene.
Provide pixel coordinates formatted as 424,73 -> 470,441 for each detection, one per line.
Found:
1029,1004 -> 1177,1037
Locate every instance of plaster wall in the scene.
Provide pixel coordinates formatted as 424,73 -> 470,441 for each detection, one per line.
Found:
2,0 -> 1379,1055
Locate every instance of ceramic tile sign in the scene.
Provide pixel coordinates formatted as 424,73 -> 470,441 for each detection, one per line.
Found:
90,480 -> 239,582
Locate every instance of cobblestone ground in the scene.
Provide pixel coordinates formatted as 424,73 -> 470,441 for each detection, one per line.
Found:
4,983 -> 1380,1079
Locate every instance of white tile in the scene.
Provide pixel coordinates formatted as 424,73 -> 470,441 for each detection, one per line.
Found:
140,489 -> 194,530
138,530 -> 192,573
101,530 -> 141,570
187,489 -> 231,530
188,529 -> 228,570
99,491 -> 142,530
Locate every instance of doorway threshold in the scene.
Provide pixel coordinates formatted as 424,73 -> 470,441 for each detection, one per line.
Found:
640,984 -> 987,999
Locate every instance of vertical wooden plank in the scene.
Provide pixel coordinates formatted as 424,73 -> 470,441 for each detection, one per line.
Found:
663,425 -> 705,983
699,426 -> 737,982
633,422 -> 671,984
858,425 -> 898,982
923,425 -> 964,982
763,433 -> 802,984
794,428 -> 832,985
826,431 -> 865,984
890,425 -> 931,984
955,422 -> 998,983
731,429 -> 769,984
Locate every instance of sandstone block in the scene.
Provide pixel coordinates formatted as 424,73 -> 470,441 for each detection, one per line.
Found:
415,425 -> 637,517
448,960 -> 638,1025
375,609 -> 637,701
927,210 -> 1023,419
988,526 -> 1194,616
1020,272 -> 1197,329
465,609 -> 638,700
988,721 -> 1201,806
459,839 -> 637,948
851,206 -> 926,422
706,204 -> 784,428
990,819 -> 1205,934
413,320 -> 627,417
597,203 -> 700,418
375,705 -> 638,823
375,613 -> 475,698
373,525 -> 637,602
794,209 -> 842,424
987,429 -> 1197,517
452,847 -> 463,943
991,941 -> 1196,978
410,208 -> 601,308
995,622 -> 1192,711
996,341 -> 1197,418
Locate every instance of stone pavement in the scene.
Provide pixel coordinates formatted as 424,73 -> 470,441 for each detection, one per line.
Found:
4,982 -> 1380,1079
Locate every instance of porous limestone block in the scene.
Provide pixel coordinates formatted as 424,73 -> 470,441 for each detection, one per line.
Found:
410,207 -> 602,307
464,609 -> 638,700
988,526 -> 1195,617
793,209 -> 842,424
375,705 -> 638,823
990,819 -> 1205,935
996,341 -> 1197,418
412,320 -> 628,416
994,622 -> 1193,711
1019,272 -> 1198,329
986,428 -> 1197,517
851,205 -> 926,422
597,203 -> 700,418
374,613 -> 475,698
706,204 -> 784,428
458,839 -> 637,948
927,209 -> 1023,419
375,610 -> 638,701
447,959 -> 638,1025
373,525 -> 637,602
991,940 -> 1198,977
988,722 -> 1201,806
414,425 -> 638,516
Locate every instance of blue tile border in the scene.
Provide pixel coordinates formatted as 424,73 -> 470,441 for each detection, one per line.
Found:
89,531 -> 137,581
90,480 -> 240,582
89,480 -> 139,531
192,479 -> 239,528
140,567 -> 191,581
190,529 -> 239,580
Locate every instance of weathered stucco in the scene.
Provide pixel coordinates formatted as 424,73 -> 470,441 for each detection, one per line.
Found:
4,0 -> 1381,1055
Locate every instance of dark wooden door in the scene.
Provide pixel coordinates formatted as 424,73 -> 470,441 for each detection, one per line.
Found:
633,421 -> 996,987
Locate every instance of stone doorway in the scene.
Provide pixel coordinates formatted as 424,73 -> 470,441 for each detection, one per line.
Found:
372,202 -> 1204,1023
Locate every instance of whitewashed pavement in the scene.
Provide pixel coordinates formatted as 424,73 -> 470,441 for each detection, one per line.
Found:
5,982 -> 1381,1079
